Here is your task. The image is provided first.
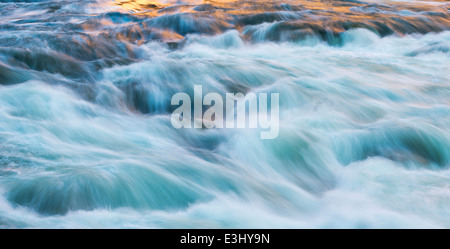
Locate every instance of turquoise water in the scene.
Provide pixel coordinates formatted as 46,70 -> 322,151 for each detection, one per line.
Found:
0,0 -> 449,228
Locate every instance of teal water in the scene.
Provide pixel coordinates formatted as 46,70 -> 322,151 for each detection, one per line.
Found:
0,0 -> 449,228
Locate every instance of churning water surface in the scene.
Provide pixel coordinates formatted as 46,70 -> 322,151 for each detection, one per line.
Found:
0,0 -> 449,228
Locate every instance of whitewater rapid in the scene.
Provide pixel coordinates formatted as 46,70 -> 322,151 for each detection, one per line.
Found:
0,0 -> 449,228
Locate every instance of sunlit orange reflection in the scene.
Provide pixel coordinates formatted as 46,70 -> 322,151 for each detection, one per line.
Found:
105,0 -> 449,43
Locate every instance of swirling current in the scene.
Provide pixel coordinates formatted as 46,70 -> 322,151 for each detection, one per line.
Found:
0,0 -> 449,228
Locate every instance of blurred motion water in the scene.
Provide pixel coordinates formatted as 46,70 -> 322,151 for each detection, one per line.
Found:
0,0 -> 449,228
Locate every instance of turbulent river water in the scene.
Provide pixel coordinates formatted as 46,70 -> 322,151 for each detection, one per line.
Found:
0,0 -> 449,228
